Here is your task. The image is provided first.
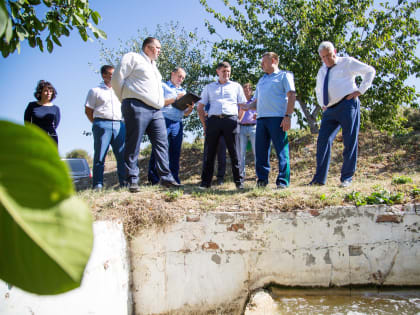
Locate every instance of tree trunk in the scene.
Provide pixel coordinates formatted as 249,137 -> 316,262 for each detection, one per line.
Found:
297,98 -> 320,134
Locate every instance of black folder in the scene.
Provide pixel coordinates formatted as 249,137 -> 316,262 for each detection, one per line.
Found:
172,93 -> 201,111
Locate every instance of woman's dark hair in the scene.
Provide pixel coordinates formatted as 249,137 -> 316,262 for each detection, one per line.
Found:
34,80 -> 57,101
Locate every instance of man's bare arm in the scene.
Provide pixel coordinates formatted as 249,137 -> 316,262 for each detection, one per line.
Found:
85,107 -> 94,123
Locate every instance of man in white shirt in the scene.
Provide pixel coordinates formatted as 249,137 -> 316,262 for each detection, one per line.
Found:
309,41 -> 375,187
197,61 -> 247,189
111,37 -> 180,192
85,65 -> 126,191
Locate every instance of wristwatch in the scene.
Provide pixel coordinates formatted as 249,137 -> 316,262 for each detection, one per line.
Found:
285,114 -> 291,118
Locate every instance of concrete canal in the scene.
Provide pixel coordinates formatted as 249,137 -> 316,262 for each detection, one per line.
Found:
1,204 -> 419,314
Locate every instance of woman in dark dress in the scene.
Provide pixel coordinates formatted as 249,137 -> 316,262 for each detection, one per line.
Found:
24,80 -> 61,144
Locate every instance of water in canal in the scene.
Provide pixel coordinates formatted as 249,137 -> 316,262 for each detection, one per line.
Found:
270,288 -> 420,314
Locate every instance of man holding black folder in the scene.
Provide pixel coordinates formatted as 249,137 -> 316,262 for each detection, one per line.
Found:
148,67 -> 195,184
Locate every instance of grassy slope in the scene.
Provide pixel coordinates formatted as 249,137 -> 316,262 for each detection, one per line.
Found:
79,128 -> 420,237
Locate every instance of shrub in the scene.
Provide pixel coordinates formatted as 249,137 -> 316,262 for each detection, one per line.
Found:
391,175 -> 413,185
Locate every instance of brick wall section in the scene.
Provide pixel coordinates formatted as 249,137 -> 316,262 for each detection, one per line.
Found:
376,214 -> 403,223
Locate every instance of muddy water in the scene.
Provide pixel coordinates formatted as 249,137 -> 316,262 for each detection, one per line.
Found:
270,288 -> 420,314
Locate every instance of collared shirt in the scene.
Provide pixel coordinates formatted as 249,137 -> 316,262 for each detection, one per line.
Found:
316,56 -> 375,107
200,80 -> 246,117
84,82 -> 122,120
254,69 -> 295,118
161,80 -> 186,122
240,97 -> 256,124
111,51 -> 164,109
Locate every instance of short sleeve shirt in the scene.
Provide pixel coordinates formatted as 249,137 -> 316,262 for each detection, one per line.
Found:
200,80 -> 247,117
161,80 -> 186,122
255,70 -> 295,118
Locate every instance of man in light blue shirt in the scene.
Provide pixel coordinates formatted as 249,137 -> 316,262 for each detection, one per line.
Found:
148,67 -> 194,184
253,52 -> 296,188
197,61 -> 247,189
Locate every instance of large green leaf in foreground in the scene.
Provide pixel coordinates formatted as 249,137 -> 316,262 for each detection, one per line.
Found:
0,121 -> 93,295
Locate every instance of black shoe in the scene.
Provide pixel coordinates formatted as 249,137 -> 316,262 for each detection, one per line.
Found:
256,180 -> 268,188
216,178 -> 224,186
236,183 -> 245,190
161,180 -> 182,188
198,182 -> 210,190
128,182 -> 140,193
307,181 -> 324,186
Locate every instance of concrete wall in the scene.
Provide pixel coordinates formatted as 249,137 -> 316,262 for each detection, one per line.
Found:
0,221 -> 131,315
1,204 -> 419,315
130,204 -> 420,315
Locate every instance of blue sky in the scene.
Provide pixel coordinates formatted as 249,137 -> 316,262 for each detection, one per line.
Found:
0,0 -> 418,157
0,0 -> 231,156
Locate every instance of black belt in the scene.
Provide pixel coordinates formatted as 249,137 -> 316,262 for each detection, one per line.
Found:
210,114 -> 236,119
328,95 -> 349,109
240,123 -> 256,126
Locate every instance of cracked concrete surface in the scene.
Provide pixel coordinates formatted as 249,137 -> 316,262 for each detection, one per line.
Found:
130,204 -> 420,315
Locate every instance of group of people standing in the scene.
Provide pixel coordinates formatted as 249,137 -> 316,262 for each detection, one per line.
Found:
24,37 -> 375,192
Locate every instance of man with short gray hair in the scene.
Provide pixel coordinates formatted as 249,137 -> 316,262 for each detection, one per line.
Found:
309,41 -> 375,187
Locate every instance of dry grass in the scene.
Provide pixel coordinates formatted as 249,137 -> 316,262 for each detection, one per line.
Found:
77,128 -> 420,237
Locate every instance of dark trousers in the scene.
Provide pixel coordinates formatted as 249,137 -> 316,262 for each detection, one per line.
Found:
148,118 -> 183,184
203,133 -> 226,180
255,117 -> 290,186
121,98 -> 174,185
201,116 -> 242,187
312,97 -> 360,184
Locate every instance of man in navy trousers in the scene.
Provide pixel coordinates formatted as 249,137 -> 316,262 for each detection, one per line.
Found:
310,41 -> 375,187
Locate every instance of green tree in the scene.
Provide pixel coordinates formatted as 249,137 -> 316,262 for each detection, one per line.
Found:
0,0 -> 106,57
200,0 -> 419,134
99,21 -> 212,137
66,148 -> 90,160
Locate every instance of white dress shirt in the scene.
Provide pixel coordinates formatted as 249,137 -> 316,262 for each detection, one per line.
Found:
85,82 -> 122,120
111,51 -> 164,109
316,56 -> 376,107
200,80 -> 247,117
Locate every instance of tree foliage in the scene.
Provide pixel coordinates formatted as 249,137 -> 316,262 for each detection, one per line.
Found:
200,0 -> 419,134
99,21 -> 212,137
0,0 -> 106,57
66,148 -> 90,160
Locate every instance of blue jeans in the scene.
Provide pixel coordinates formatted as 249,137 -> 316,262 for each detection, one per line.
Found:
255,117 -> 290,186
148,118 -> 183,184
121,98 -> 174,185
312,98 -> 360,184
239,124 -> 256,178
92,119 -> 126,187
